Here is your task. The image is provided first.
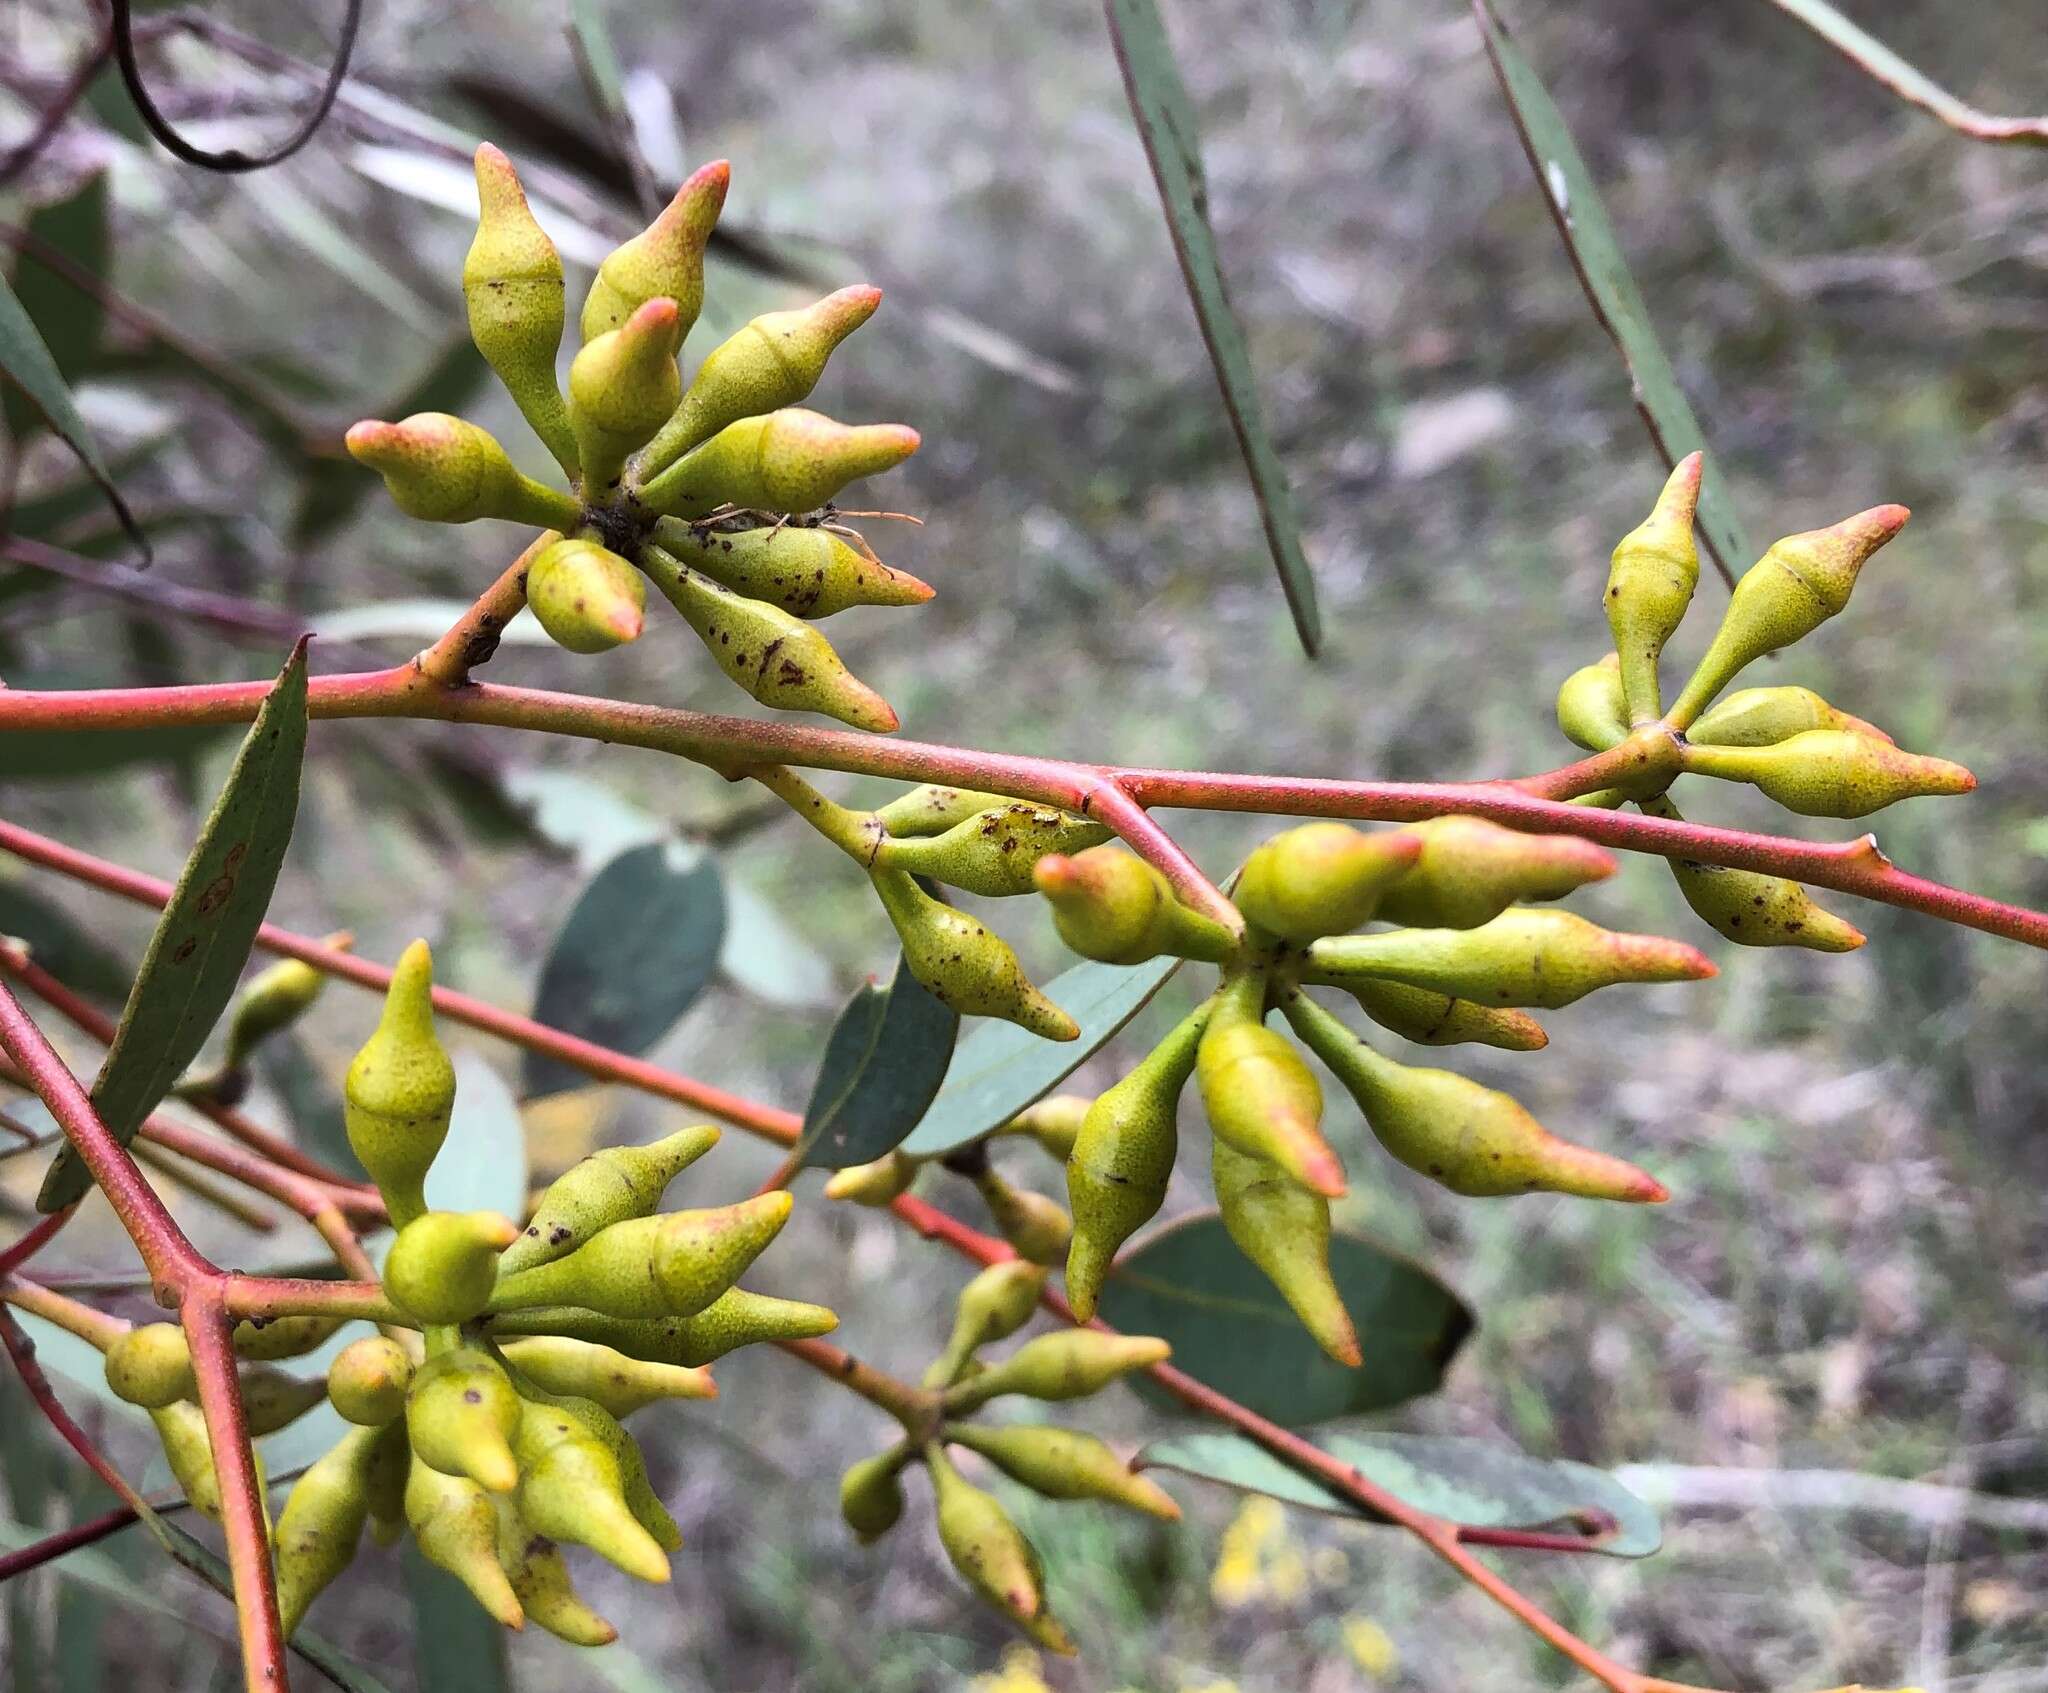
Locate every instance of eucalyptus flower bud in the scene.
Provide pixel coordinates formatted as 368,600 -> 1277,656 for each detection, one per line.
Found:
223,955 -> 333,1072
639,408 -> 919,519
876,804 -> 1113,899
869,866 -> 1078,1039
973,1168 -> 1072,1265
327,1334 -> 414,1427
492,1495 -> 618,1646
1336,977 -> 1548,1052
345,413 -> 579,529
1687,684 -> 1891,749
151,1401 -> 265,1522
1604,453 -> 1701,722
1196,974 -> 1344,1198
525,536 -> 647,655
925,1260 -> 1048,1388
405,1457 -> 524,1627
946,1330 -> 1170,1412
1235,823 -> 1421,942
652,516 -> 932,617
492,1287 -> 839,1366
876,785 -> 1017,837
946,1423 -> 1180,1520
384,1209 -> 519,1325
274,1427 -> 380,1636
231,1312 -> 346,1362
512,1398 -> 671,1584
500,1336 -> 715,1417
823,1149 -> 919,1206
239,1366 -> 328,1436
1555,653 -> 1628,752
1373,816 -> 1615,931
1211,1136 -> 1359,1367
407,1343 -> 522,1494
103,1323 -> 193,1408
999,1094 -> 1092,1163
581,159 -> 728,343
569,297 -> 684,492
500,1123 -> 721,1277
838,1446 -> 912,1542
344,939 -> 455,1229
1639,794 -> 1864,950
465,143 -> 576,473
927,1447 -> 1073,1653
1681,730 -> 1973,818
1033,846 -> 1236,965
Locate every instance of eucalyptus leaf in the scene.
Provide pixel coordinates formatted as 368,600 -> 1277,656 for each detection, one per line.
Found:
797,955 -> 959,1170
4,173 -> 109,442
428,1053 -> 531,1218
407,1540 -> 511,1692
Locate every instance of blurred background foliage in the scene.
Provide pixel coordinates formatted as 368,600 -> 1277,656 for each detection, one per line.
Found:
2,0 -> 2046,1688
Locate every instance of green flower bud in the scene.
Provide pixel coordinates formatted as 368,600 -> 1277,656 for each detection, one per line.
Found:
876,785 -> 1017,837
274,1426 -> 380,1637
946,1330 -> 1171,1412
344,413 -> 579,529
500,1336 -> 715,1417
464,143 -> 576,475
946,1423 -> 1180,1520
405,1456 -> 524,1627
569,297 -> 685,493
875,804 -> 1114,899
927,1447 -> 1073,1654
1639,794 -> 1864,951
1303,907 -> 1715,1010
1681,729 -> 1974,818
639,408 -> 919,519
651,515 -> 932,618
839,1447 -> 911,1543
223,955 -> 332,1071
1283,991 -> 1665,1202
489,1286 -> 839,1365
1604,453 -> 1701,722
385,1209 -> 519,1324
869,866 -> 1079,1040
407,1343 -> 522,1494
641,543 -> 901,731
1064,1008 -> 1204,1322
343,939 -> 456,1229
974,1168 -> 1072,1266
150,1400 -> 265,1522
525,535 -> 647,654
492,1494 -> 618,1646
103,1323 -> 193,1408
998,1094 -> 1092,1163
1555,653 -> 1629,753
500,1123 -> 720,1278
547,1392 -> 681,1554
327,1334 -> 414,1426
636,286 -> 882,476
580,159 -> 728,344
239,1366 -> 328,1436
363,1418 -> 409,1547
1669,504 -> 1910,729
1032,845 -> 1237,965
822,1149 -> 919,1206
231,1312 -> 345,1362
1196,974 -> 1344,1198
1687,684 -> 1891,749
511,1397 -> 670,1584
490,1192 -> 794,1320
1373,816 -> 1615,931
1337,977 -> 1548,1051
1235,822 -> 1422,943
925,1260 -> 1048,1388
1211,1135 -> 1359,1367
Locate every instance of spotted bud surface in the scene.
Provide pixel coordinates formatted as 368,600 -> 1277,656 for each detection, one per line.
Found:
637,285 -> 884,476
928,1448 -> 1073,1654
1639,795 -> 1864,950
525,536 -> 647,655
823,1149 -> 919,1206
274,1427 -> 380,1637
1284,991 -> 1666,1202
1687,684 -> 1891,749
408,1344 -> 522,1494
1555,652 -> 1629,753
1304,906 -> 1715,1010
1197,974 -> 1344,1198
344,940 -> 456,1229
492,1495 -> 618,1646
1236,823 -> 1422,943
1373,816 -> 1616,931
1682,729 -> 1974,819
1337,976 -> 1548,1051
1604,453 -> 1701,722
231,1312 -> 345,1362
464,144 -> 575,474
869,866 -> 1078,1039
652,516 -> 932,618
500,1123 -> 720,1277
385,1209 -> 519,1324
581,159 -> 728,344
1670,505 -> 1910,728
1211,1135 -> 1360,1367
512,1397 -> 671,1584
1033,845 -> 1236,966
549,1392 -> 682,1553
405,1456 -> 524,1627
876,803 -> 1114,899
570,298 -> 685,492
974,1169 -> 1072,1265
640,407 -> 919,519
224,956 -> 330,1070
240,1367 -> 328,1436
642,544 -> 901,731
103,1323 -> 193,1408
490,1193 -> 794,1320
152,1401 -> 264,1521
947,1423 -> 1180,1520
1064,1007 -> 1203,1321
501,1335 -> 715,1417
491,1286 -> 839,1365
839,1448 -> 910,1543
345,413 -> 579,529
926,1260 -> 1049,1388
328,1335 -> 414,1426
877,785 -> 1017,837
948,1330 -> 1171,1411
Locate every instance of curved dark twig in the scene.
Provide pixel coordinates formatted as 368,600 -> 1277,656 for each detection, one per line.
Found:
110,0 -> 363,173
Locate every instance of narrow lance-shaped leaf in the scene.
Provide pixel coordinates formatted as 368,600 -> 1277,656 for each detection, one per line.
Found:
1473,0 -> 1750,587
40,642 -> 310,1211
406,1541 -> 512,1693
4,172 -> 109,441
796,954 -> 960,1170
1102,0 -> 1321,655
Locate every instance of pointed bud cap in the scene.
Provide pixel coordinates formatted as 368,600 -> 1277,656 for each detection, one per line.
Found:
384,1209 -> 519,1324
1235,822 -> 1422,942
526,536 -> 647,654
581,160 -> 730,343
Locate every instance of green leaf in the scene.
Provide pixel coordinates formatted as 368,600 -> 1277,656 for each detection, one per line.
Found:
1103,0 -> 1320,655
719,879 -> 840,1009
1096,1213 -> 1472,1426
1473,0 -> 1751,586
39,643 -> 310,1211
4,173 -> 109,442
1137,1429 -> 1661,1557
524,842 -> 726,1097
897,956 -> 1181,1159
796,955 -> 959,1170
405,1541 -> 511,1693
429,1053 -> 530,1218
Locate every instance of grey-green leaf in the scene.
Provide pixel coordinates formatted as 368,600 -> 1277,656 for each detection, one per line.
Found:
1137,1429 -> 1661,1557
897,955 -> 1181,1159
797,954 -> 959,1170
39,642 -> 310,1211
1103,0 -> 1321,655
4,172 -> 109,442
1096,1213 -> 1472,1426
406,1540 -> 511,1692
1473,0 -> 1751,587
524,842 -> 726,1097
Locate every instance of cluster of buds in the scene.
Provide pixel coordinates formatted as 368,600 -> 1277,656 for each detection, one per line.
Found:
346,146 -> 927,729
99,943 -> 835,1643
1560,454 -> 1974,947
836,1261 -> 1175,1651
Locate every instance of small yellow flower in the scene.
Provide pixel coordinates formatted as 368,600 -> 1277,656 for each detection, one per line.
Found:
971,1645 -> 1056,1693
1341,1616 -> 1398,1679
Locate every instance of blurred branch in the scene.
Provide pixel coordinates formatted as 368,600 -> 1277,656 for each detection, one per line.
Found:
0,21 -> 113,189
1615,1462 -> 2048,1534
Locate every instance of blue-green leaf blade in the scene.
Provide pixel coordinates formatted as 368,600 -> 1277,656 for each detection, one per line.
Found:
796,955 -> 958,1170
